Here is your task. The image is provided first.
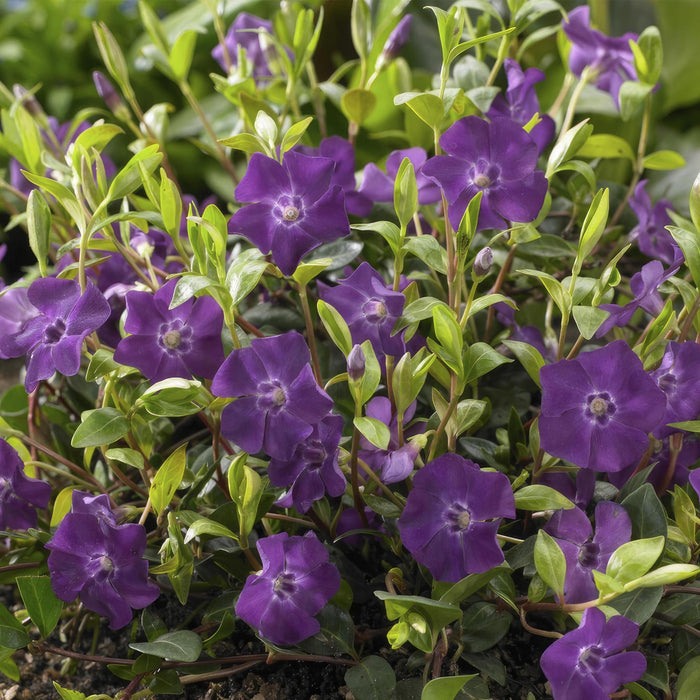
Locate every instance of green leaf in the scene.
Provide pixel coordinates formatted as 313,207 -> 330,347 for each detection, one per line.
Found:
461,602 -> 511,653
150,444 -> 186,515
519,269 -> 572,318
280,116 -> 314,153
677,656 -> 700,700
514,485 -> 575,512
572,305 -> 609,340
619,80 -> 653,121
107,144 -> 163,202
635,25 -> 663,86
501,339 -> 544,387
643,150 -> 685,170
436,566 -> 508,605
402,236 -> 447,274
534,530 -> 566,598
317,300 -> 353,356
422,675 -> 476,700
169,29 -> 197,80
105,448 -> 144,470
624,564 -> 700,591
183,516 -> 239,544
394,92 -> 444,130
292,259 -> 331,288
226,250 -> 270,306
394,157 -> 418,232
359,339 -> 382,406
608,586 -> 663,624
354,417 -> 390,450
227,455 -> 264,539
0,603 -> 29,649
546,119 -> 593,176
218,132 -> 267,155
130,630 -> 202,662
71,124 -> 123,171
576,188 -> 609,269
26,189 -> 51,277
86,348 -> 119,381
71,408 -> 129,448
432,305 -> 463,363
16,576 -> 62,639
137,378 -> 205,417
622,483 -> 668,540
352,221 -> 401,255
344,656 -> 396,700
463,342 -> 511,384
577,135 -> 635,162
341,88 -> 376,125
606,536 -> 665,585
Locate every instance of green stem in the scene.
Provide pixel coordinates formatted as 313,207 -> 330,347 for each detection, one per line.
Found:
556,68 -> 592,143
298,283 -> 322,384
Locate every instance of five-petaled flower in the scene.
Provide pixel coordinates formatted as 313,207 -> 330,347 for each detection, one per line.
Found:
235,531 -> 340,645
46,491 -> 159,630
539,340 -> 666,472
211,331 -> 333,459
397,454 -> 515,582
0,277 -> 110,392
228,151 -> 350,276
540,607 -> 646,700
422,115 -> 548,231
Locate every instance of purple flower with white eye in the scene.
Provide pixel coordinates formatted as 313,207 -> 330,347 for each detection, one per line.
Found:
235,531 -> 340,645
649,341 -> 700,438
397,454 -> 515,582
46,490 -> 159,630
629,180 -> 680,264
212,12 -> 279,78
318,262 -> 406,362
539,341 -> 666,472
358,397 -> 424,483
541,607 -> 645,700
211,331 -> 333,460
271,414 -> 346,513
114,279 -> 224,383
562,6 -> 638,108
486,58 -> 555,152
295,136 -> 372,216
545,502 -> 631,603
422,116 -> 548,231
359,147 -> 441,206
228,151 -> 350,276
0,277 -> 110,392
0,438 -> 50,530
596,259 -> 681,338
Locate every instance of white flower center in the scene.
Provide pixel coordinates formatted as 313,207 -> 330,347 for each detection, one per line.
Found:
283,205 -> 300,221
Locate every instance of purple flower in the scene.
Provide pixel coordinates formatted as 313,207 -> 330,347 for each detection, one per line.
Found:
211,331 -> 333,459
359,147 -> 441,206
422,116 -> 548,231
486,58 -> 555,152
596,259 -> 681,338
46,490 -> 159,630
649,341 -> 700,438
0,277 -> 110,392
690,469 -> 700,500
381,15 -> 412,63
539,341 -> 666,472
114,279 -> 224,382
540,607 -> 646,700
347,344 -> 366,382
545,502 -> 631,603
271,414 -> 346,513
0,287 -> 39,358
235,531 -> 340,645
318,262 -> 407,362
0,438 -> 50,530
629,180 -> 680,264
212,12 -> 277,77
228,151 -> 350,276
358,397 -> 424,483
563,6 -> 637,108
295,137 -> 372,216
538,469 -> 595,510
397,454 -> 515,582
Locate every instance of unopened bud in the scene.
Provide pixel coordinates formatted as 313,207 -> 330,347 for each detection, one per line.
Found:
12,84 -> 44,118
472,247 -> 493,281
376,15 -> 412,72
347,344 -> 366,382
92,71 -> 128,119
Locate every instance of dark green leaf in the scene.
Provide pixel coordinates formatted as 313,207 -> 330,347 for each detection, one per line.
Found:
16,576 -> 62,639
130,630 -> 202,662
71,408 -> 129,448
0,603 -> 29,649
345,656 -> 396,700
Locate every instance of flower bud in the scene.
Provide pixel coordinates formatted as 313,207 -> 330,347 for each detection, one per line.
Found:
12,84 -> 44,118
472,246 -> 493,281
347,344 -> 366,382
92,71 -> 129,120
376,15 -> 412,71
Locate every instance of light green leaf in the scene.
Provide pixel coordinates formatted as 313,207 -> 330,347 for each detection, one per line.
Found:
317,300 -> 353,356
502,339 -> 544,387
643,150 -> 685,170
606,536 -> 665,585
150,444 -> 186,515
130,630 -> 202,662
514,485 -> 575,512
71,408 -> 129,448
169,29 -> 197,80
422,675 -> 477,700
534,530 -> 566,598
354,417 -> 390,450
26,189 -> 51,277
341,88 -> 376,125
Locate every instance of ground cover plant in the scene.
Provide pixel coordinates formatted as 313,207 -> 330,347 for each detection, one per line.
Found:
1,0 -> 700,698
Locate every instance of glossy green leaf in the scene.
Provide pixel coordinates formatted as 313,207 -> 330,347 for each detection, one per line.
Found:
514,485 -> 575,512
71,408 -> 129,448
0,603 -> 29,649
169,29 -> 197,80
354,417 -> 390,450
643,150 -> 685,170
501,339 -> 544,387
317,300 -> 353,356
345,656 -> 396,700
341,88 -> 376,125
26,189 -> 51,277
534,530 -> 566,598
130,630 -> 202,662
606,536 -> 665,584
17,576 -> 62,639
422,675 -> 477,700
150,444 -> 186,515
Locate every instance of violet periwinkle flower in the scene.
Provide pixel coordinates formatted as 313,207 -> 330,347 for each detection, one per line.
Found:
596,259 -> 681,338
562,6 -> 638,108
540,607 -> 646,700
212,12 -> 278,78
114,279 -> 224,383
318,262 -> 407,363
540,341 -> 666,472
538,469 -> 595,511
92,71 -> 126,117
359,397 -> 424,483
0,287 -> 39,358
422,116 -> 548,232
211,331 -> 333,460
0,438 -> 50,530
295,136 -> 372,216
46,491 -> 159,630
359,147 -> 441,206
0,277 -> 110,392
545,502 -> 631,603
271,414 -> 346,514
397,454 -> 515,582
380,15 -> 412,64
228,151 -> 350,276
629,180 -> 680,264
235,531 -> 340,645
486,58 -> 555,152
